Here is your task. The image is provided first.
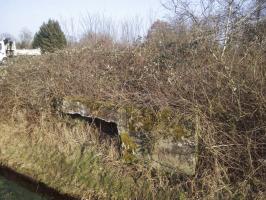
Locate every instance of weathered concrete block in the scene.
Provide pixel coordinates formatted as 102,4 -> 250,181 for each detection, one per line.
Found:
152,136 -> 196,175
56,96 -> 197,175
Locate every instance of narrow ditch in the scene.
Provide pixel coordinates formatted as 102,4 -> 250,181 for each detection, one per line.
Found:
0,165 -> 80,200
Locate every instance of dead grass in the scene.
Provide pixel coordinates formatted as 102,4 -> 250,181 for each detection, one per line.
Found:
0,109 -> 184,199
0,24 -> 265,199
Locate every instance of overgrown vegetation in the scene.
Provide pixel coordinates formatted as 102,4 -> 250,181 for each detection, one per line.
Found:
0,0 -> 265,199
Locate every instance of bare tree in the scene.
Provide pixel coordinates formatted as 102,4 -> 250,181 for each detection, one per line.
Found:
18,28 -> 33,49
161,0 -> 264,60
80,13 -> 116,44
60,17 -> 79,46
161,0 -> 200,24
0,32 -> 15,40
255,0 -> 266,20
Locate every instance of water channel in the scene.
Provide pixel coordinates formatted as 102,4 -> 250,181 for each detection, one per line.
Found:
0,175 -> 47,200
0,166 -> 79,200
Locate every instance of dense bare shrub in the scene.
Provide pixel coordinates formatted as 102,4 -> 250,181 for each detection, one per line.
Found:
0,3 -> 265,198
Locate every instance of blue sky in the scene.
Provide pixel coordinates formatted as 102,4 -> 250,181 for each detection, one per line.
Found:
1,0 -> 167,39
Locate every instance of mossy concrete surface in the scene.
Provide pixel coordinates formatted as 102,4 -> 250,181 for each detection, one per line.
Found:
59,96 -> 197,175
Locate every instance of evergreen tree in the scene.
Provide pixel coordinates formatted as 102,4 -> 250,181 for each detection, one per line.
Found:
33,19 -> 67,53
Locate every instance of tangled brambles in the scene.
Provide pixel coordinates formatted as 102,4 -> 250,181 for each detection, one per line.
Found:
0,24 -> 265,199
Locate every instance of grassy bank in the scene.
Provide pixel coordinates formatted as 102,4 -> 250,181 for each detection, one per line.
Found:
0,112 -> 183,199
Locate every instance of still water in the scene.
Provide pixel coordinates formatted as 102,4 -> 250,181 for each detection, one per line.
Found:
0,175 -> 47,200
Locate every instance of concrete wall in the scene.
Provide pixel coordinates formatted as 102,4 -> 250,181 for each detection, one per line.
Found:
15,49 -> 41,56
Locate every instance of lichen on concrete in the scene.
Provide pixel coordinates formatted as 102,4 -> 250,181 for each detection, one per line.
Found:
58,96 -> 197,175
